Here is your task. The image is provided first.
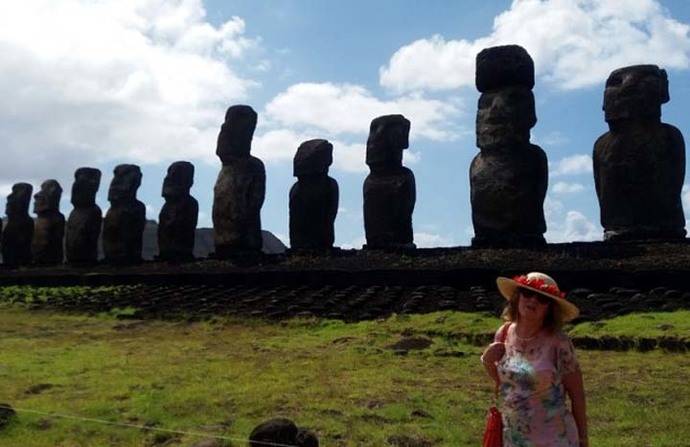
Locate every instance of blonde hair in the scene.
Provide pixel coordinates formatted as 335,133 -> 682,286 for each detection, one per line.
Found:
501,289 -> 564,333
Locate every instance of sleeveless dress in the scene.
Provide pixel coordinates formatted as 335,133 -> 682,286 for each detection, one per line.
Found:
495,323 -> 580,447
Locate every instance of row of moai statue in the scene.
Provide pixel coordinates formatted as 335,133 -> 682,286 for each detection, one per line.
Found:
0,163 -> 198,266
0,44 -> 685,266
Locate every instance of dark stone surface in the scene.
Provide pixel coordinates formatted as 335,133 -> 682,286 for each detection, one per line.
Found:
470,45 -> 546,247
103,164 -> 146,264
0,403 -> 16,430
594,64 -> 686,241
158,161 -> 198,261
31,180 -> 65,265
2,183 -> 34,267
296,428 -> 319,447
290,139 -> 338,250
212,105 -> 265,257
363,115 -> 416,249
66,168 -> 102,264
249,417 -> 298,447
476,44 -> 535,93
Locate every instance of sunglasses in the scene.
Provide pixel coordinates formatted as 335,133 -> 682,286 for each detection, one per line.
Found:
519,289 -> 551,305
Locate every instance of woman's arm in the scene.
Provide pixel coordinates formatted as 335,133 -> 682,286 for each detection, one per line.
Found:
563,369 -> 589,447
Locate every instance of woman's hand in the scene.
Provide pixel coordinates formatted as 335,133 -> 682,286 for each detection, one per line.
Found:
481,341 -> 506,365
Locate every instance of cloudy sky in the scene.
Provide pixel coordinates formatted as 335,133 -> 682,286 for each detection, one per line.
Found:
2,0 -> 690,248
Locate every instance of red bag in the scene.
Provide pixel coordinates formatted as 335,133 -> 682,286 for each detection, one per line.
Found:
482,323 -> 509,447
482,406 -> 503,447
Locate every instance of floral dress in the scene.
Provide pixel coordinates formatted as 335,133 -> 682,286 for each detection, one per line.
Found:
495,323 -> 580,447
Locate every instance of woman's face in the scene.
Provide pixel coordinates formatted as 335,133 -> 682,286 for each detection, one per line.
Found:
517,288 -> 551,324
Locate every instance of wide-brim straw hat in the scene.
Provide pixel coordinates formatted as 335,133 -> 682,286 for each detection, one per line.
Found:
496,272 -> 580,322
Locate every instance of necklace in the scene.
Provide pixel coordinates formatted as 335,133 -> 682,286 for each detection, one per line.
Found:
515,327 -> 540,342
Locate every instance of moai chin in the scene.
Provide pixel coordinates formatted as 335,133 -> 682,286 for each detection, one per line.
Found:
103,164 -> 146,264
31,179 -> 65,265
363,114 -> 416,249
594,64 -> 686,241
2,183 -> 34,267
65,168 -> 102,264
158,161 -> 198,261
289,139 -> 339,250
212,105 -> 266,257
470,44 -> 547,248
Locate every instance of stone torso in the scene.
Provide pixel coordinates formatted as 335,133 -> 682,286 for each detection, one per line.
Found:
289,176 -> 338,250
470,144 -> 547,240
363,167 -> 416,248
65,205 -> 102,263
212,156 -> 266,251
2,216 -> 34,266
103,200 -> 146,263
32,211 -> 65,264
594,123 -> 685,239
158,196 -> 199,260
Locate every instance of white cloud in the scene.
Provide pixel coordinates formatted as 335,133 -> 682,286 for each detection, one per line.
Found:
544,191 -> 601,242
551,154 -> 593,177
552,181 -> 585,194
264,83 -> 460,141
252,129 -> 371,174
380,0 -> 690,93
0,0 -> 259,185
414,232 -> 454,248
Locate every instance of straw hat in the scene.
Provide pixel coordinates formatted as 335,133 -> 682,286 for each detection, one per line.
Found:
496,272 -> 579,322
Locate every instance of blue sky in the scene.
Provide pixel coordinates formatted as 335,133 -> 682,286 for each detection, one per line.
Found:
2,0 -> 690,248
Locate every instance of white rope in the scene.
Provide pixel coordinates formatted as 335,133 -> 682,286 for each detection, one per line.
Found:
0,404 -> 301,447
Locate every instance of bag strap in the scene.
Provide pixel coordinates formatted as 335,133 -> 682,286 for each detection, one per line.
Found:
493,322 -> 511,400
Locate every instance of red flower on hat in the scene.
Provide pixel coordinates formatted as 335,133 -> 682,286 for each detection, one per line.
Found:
513,275 -> 566,299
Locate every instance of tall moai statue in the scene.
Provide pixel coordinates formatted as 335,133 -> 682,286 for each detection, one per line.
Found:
103,164 -> 146,264
65,168 -> 102,264
289,139 -> 339,250
31,180 -> 65,265
2,183 -> 34,267
212,105 -> 266,257
158,161 -> 198,261
594,65 -> 686,241
363,114 -> 416,249
470,45 -> 547,247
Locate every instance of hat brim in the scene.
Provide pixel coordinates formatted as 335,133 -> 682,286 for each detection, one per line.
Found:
496,276 -> 580,322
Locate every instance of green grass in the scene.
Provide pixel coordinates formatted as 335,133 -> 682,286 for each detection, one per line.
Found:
0,307 -> 689,446
569,310 -> 690,339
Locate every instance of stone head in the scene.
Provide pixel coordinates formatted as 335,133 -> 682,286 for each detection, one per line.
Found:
71,167 -> 101,208
476,87 -> 536,150
366,114 -> 410,168
6,183 -> 32,218
476,45 -> 535,93
293,139 -> 333,177
108,164 -> 142,203
216,105 -> 258,162
33,179 -> 62,214
162,161 -> 194,200
603,64 -> 669,123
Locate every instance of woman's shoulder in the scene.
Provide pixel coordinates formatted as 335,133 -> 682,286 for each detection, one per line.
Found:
547,329 -> 574,348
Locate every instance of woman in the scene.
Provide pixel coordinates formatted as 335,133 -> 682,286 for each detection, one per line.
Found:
481,272 -> 589,447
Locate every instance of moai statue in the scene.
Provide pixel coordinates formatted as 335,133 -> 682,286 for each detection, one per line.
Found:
31,180 -> 65,265
103,164 -> 146,263
65,168 -> 102,264
594,65 -> 686,241
2,183 -> 34,267
470,45 -> 547,247
289,139 -> 339,250
363,114 -> 416,249
158,161 -> 198,261
212,105 -> 266,257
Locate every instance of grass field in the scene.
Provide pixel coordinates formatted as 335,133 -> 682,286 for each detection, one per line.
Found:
1,306 -> 689,446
